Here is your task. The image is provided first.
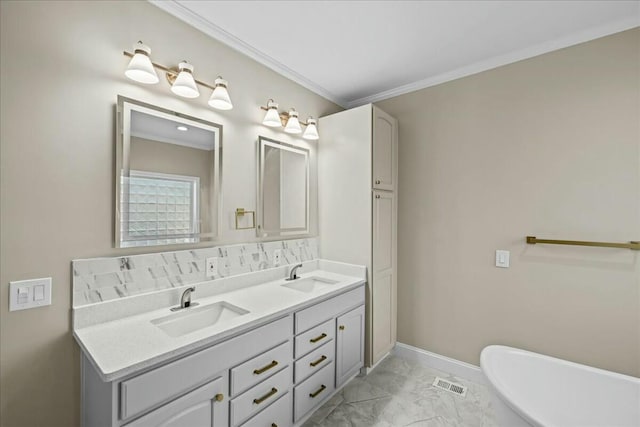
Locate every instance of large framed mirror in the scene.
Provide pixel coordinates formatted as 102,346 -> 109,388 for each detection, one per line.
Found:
257,137 -> 310,238
116,96 -> 222,248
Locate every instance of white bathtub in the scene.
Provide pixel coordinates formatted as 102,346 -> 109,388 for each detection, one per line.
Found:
480,345 -> 640,427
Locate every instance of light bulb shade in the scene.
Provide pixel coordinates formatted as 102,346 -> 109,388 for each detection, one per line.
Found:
262,100 -> 282,127
125,42 -> 159,84
284,109 -> 302,134
171,62 -> 200,98
208,77 -> 233,110
303,118 -> 319,140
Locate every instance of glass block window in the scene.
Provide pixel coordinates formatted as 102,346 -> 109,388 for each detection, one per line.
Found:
120,170 -> 199,244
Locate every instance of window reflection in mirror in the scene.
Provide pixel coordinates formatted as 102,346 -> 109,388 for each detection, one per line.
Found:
258,137 -> 309,237
116,97 -> 222,248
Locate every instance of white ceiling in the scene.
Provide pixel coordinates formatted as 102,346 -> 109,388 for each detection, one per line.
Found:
151,1 -> 640,108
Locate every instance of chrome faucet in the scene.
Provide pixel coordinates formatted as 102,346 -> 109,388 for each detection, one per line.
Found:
286,264 -> 303,281
171,287 -> 198,311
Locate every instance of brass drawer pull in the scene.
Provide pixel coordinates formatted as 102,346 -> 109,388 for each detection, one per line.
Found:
253,360 -> 278,375
339,325 -> 345,330
310,333 -> 327,343
376,180 -> 381,184
309,384 -> 326,398
309,355 -> 327,367
214,393 -> 223,402
271,424 -> 278,427
253,387 -> 278,405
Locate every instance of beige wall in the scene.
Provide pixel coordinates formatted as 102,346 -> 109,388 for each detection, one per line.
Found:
377,28 -> 640,377
0,2 -> 340,426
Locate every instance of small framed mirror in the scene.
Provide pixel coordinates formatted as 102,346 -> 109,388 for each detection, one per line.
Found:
257,136 -> 309,237
116,96 -> 222,248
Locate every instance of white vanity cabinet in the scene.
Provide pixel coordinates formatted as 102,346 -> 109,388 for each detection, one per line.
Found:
292,286 -> 365,423
335,305 -> 366,387
81,283 -> 365,427
124,375 -> 227,427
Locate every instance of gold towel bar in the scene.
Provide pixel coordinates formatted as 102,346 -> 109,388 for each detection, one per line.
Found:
526,236 -> 639,250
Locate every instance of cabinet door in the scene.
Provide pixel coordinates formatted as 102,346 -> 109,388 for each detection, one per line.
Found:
372,190 -> 397,364
336,305 -> 365,387
372,106 -> 397,191
125,374 -> 227,427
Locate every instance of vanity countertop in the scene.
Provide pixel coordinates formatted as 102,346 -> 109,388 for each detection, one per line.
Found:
73,260 -> 365,382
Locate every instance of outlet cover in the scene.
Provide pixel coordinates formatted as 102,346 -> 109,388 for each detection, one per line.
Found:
273,250 -> 282,267
206,257 -> 218,278
9,277 -> 52,311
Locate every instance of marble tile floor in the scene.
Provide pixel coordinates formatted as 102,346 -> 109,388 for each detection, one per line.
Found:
303,354 -> 496,427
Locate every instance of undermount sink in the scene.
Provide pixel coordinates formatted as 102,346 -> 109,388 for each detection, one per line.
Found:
152,301 -> 249,337
281,276 -> 339,293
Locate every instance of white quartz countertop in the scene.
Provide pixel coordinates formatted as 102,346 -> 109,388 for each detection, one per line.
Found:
74,261 -> 365,382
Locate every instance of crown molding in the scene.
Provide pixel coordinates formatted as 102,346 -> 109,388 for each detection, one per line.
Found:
346,17 -> 640,108
149,0 -> 349,108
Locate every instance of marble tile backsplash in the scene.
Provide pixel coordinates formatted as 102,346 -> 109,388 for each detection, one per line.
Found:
72,238 -> 319,307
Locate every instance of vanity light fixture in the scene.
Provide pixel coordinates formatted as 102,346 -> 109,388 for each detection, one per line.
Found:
208,77 -> 233,110
124,41 -> 159,84
259,100 -> 320,139
123,43 -> 233,110
303,117 -> 319,140
170,61 -> 200,98
262,99 -> 282,127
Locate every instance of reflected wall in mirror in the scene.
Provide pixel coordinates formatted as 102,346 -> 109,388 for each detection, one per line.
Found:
257,136 -> 310,238
116,96 -> 222,248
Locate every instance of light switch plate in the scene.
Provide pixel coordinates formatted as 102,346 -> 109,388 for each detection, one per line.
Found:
495,250 -> 510,268
205,257 -> 218,278
9,277 -> 52,311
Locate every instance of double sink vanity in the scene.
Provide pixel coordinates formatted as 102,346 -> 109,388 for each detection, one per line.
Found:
74,259 -> 366,427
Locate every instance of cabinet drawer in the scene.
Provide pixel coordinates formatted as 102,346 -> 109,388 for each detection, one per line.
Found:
294,286 -> 365,333
294,319 -> 334,359
230,365 -> 292,427
294,339 -> 334,384
240,392 -> 292,427
231,340 -> 292,396
294,361 -> 335,422
119,316 -> 291,421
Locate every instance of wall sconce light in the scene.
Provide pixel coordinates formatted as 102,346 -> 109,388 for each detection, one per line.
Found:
260,100 -> 320,140
125,41 -> 159,84
284,109 -> 302,134
303,117 -> 319,140
169,61 -> 199,98
262,99 -> 282,127
123,42 -> 233,110
208,77 -> 233,110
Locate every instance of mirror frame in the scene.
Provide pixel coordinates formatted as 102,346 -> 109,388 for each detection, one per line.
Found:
115,96 -> 223,248
257,136 -> 310,238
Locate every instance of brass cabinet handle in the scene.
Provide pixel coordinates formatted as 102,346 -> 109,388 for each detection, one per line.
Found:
271,424 -> 278,427
309,384 -> 326,398
310,333 -> 327,343
309,355 -> 327,367
375,195 -> 380,199
214,393 -> 224,402
376,180 -> 381,184
253,387 -> 278,405
339,325 -> 345,330
253,360 -> 278,375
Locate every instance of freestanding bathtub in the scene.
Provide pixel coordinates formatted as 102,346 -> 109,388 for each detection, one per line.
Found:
480,345 -> 640,427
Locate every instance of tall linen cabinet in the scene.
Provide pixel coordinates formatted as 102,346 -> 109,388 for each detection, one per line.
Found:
318,104 -> 398,367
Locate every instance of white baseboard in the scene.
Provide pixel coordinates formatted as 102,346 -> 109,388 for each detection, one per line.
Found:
393,342 -> 487,385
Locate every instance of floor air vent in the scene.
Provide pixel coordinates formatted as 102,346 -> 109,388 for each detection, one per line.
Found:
432,377 -> 467,397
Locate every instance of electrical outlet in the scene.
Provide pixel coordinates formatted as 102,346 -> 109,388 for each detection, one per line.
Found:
273,250 -> 282,267
206,257 -> 218,278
